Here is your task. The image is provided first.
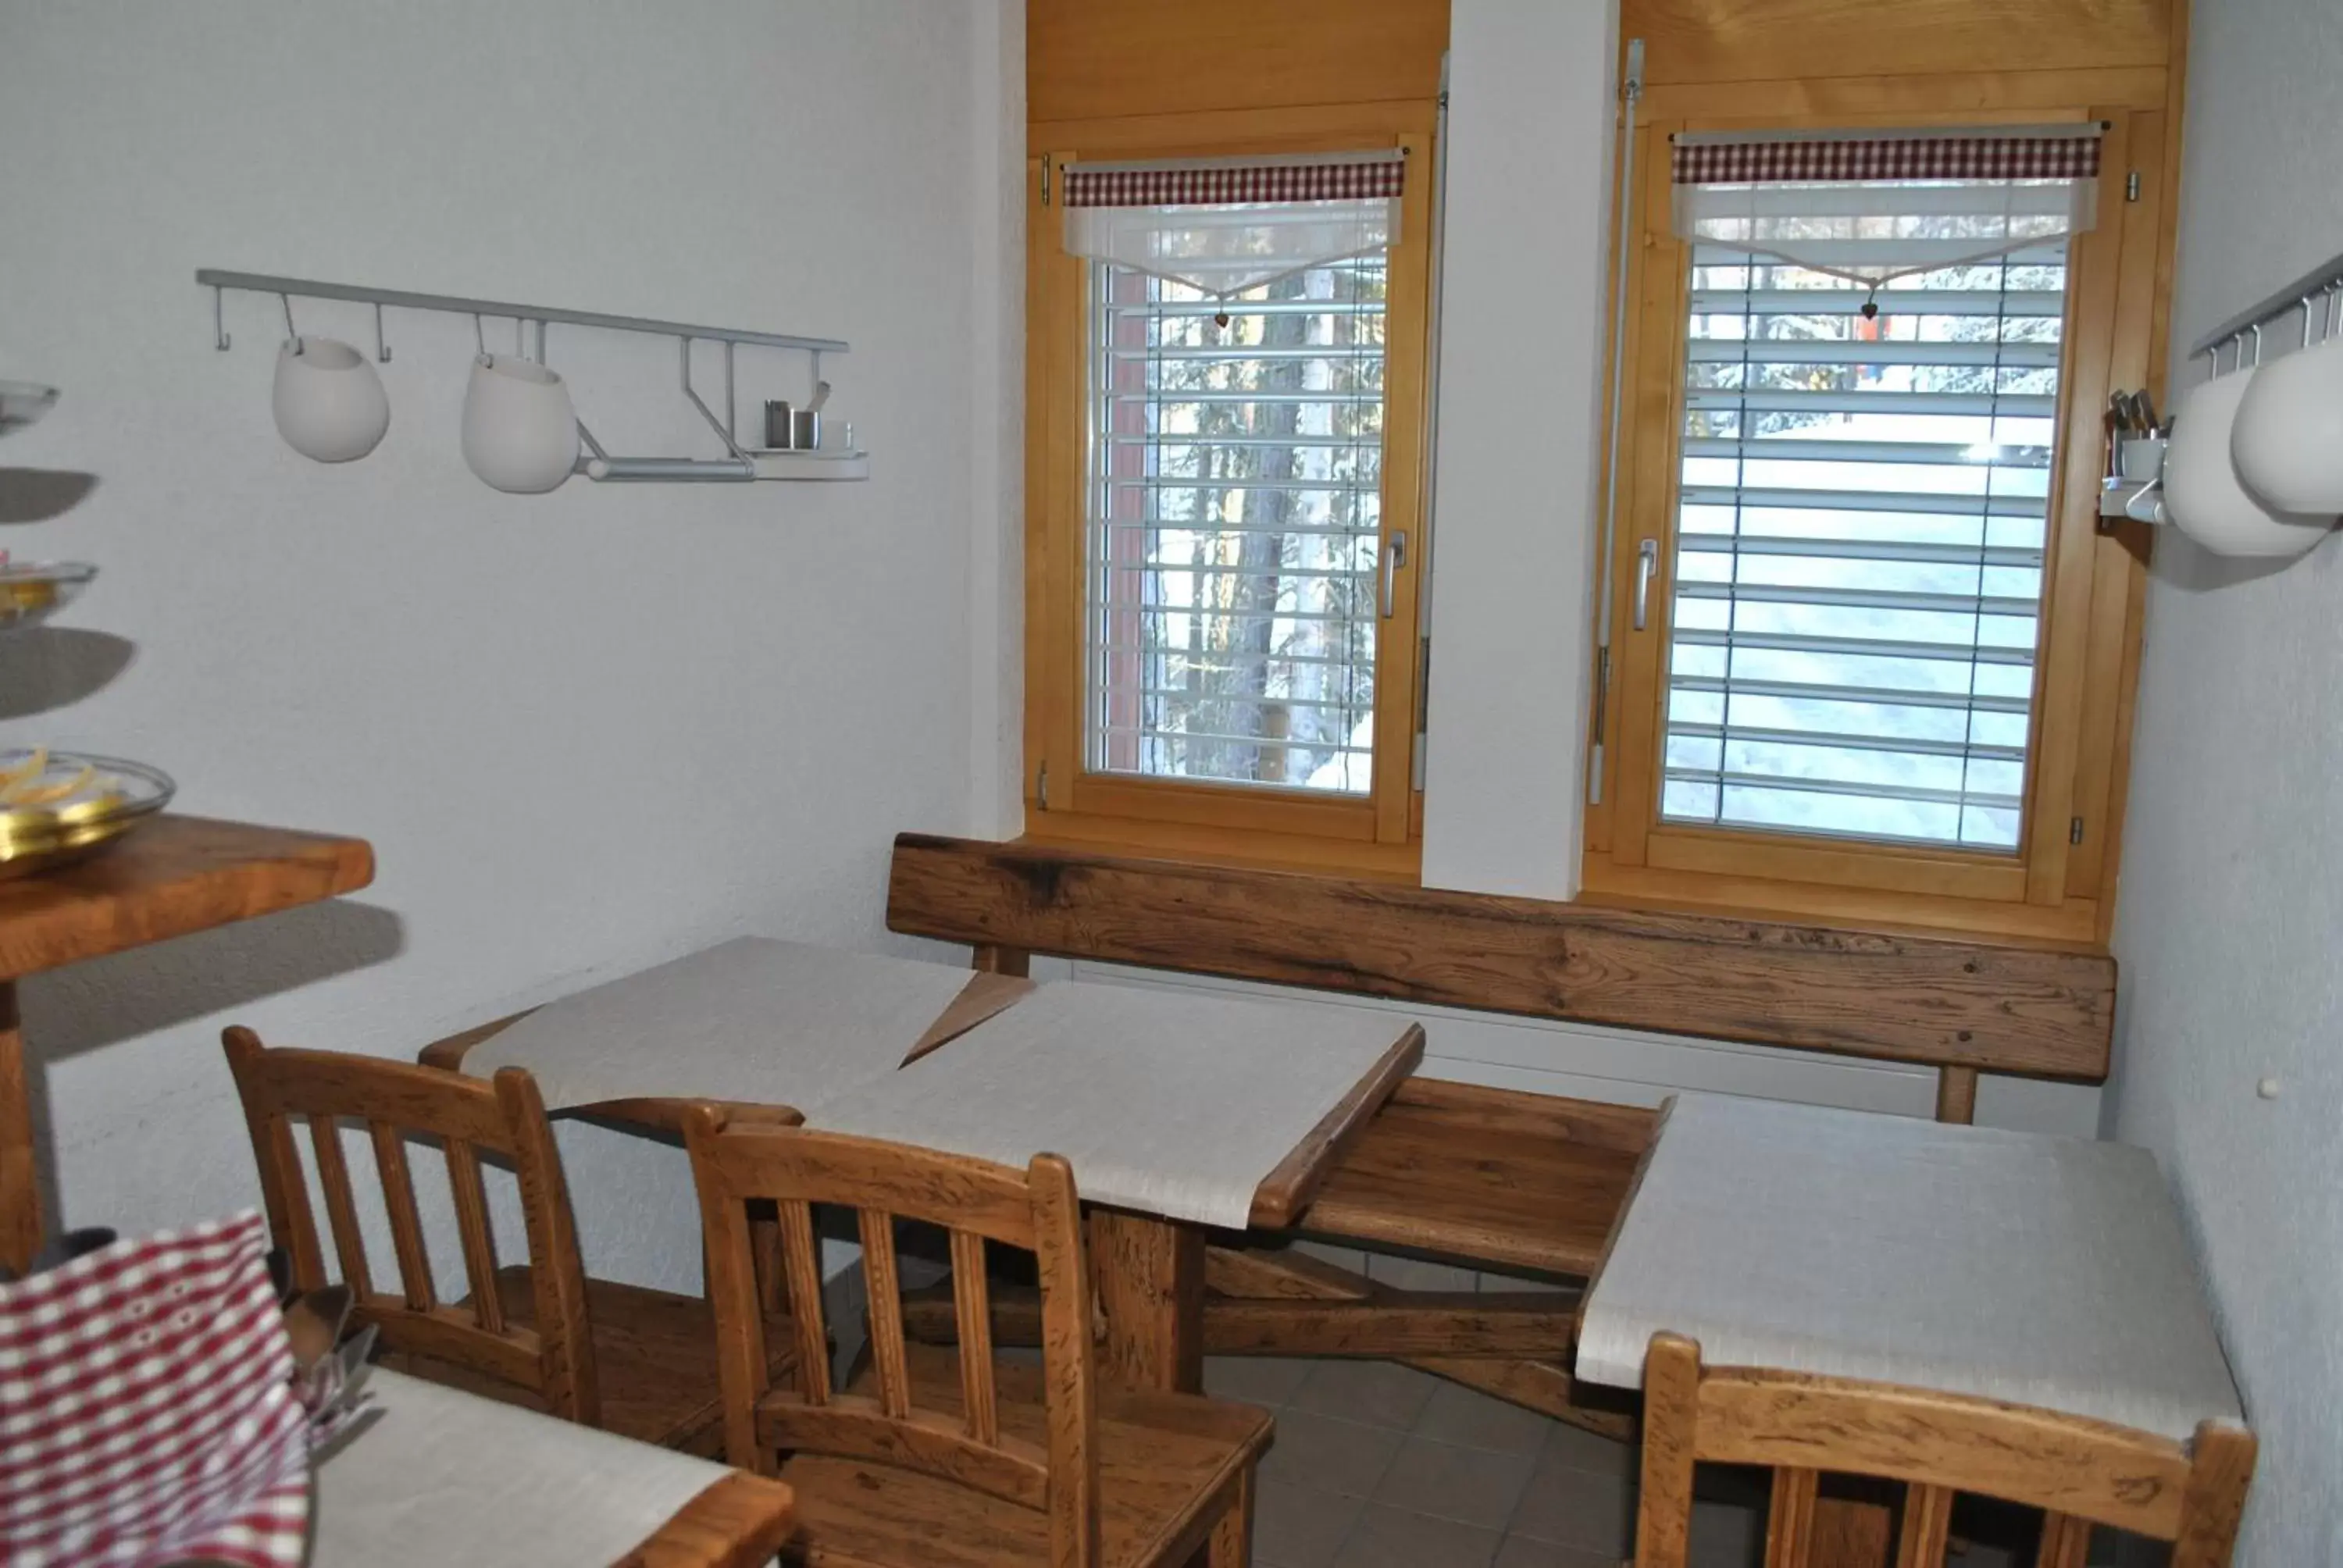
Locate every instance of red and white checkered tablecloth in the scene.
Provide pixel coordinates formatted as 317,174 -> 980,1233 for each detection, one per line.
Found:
1,1211 -> 312,1568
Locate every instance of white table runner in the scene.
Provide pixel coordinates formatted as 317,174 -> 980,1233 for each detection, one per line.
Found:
464,936 -> 979,1114
815,980 -> 1413,1229
312,1368 -> 735,1566
1574,1093 -> 2245,1442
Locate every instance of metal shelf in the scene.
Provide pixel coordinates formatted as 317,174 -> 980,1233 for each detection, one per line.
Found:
198,269 -> 868,483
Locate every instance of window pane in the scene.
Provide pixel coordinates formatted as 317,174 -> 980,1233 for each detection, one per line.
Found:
1085,258 -> 1386,793
1660,219 -> 2069,854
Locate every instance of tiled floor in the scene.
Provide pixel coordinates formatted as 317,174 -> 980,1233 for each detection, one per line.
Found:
1207,1356 -> 1666,1568
1211,1353 -> 2076,1568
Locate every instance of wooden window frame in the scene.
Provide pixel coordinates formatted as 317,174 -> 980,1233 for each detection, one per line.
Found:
1584,77 -> 2177,945
1023,102 -> 1437,877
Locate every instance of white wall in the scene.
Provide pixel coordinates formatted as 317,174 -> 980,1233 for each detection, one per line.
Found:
965,0 -> 1028,842
1419,0 -> 1617,900
2106,0 -> 2343,1559
0,0 -> 1015,1290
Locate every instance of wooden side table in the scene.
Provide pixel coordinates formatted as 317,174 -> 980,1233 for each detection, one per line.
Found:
0,814 -> 374,1274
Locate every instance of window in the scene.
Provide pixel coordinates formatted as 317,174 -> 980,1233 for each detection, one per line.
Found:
1027,123 -> 1433,863
1588,114 -> 2166,939
1086,255 -> 1387,795
1664,187 -> 2076,851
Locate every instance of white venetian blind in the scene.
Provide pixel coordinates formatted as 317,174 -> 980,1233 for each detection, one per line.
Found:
1660,127 -> 2100,851
1070,154 -> 1400,794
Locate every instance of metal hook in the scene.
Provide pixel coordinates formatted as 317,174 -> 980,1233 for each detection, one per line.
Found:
280,293 -> 301,354
212,286 -> 230,351
513,317 -> 525,358
473,313 -> 486,356
2248,322 -> 2265,368
811,349 -> 824,401
533,319 -> 547,364
374,301 -> 391,362
2304,296 -> 2319,351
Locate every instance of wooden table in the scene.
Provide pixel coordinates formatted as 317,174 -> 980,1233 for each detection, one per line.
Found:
1575,1092 -> 2248,1564
422,944 -> 1424,1399
0,814 -> 375,1275
316,1367 -> 793,1566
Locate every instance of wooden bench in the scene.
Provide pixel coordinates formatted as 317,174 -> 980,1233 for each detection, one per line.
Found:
886,832 -> 2117,1436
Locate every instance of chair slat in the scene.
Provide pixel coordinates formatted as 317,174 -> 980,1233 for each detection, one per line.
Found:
1766,1468 -> 1819,1568
950,1228 -> 998,1445
305,1114 -> 374,1299
369,1118 -> 437,1312
1895,1484 -> 1953,1568
443,1138 -> 504,1334
749,1200 -> 785,1317
776,1198 -> 832,1405
258,1115 -> 326,1290
2035,1511 -> 2091,1568
859,1209 -> 912,1421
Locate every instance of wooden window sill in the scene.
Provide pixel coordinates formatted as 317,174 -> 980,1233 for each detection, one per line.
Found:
1017,813 -> 1422,885
1578,859 -> 2107,953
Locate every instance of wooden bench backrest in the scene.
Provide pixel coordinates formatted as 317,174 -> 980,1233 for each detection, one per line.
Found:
1637,1333 -> 2254,1568
221,1026 -> 599,1422
684,1109 -> 1104,1568
884,834 -> 2117,1118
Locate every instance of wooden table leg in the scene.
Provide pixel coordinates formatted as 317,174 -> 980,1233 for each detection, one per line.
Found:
0,980 -> 40,1277
1087,1207 -> 1205,1394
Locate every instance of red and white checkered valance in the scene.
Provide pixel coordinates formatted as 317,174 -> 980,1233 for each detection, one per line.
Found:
1668,125 -> 2105,298
1061,150 -> 1405,299
1065,153 -> 1404,208
1673,131 -> 2101,187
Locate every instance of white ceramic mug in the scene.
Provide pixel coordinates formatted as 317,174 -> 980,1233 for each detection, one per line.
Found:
272,337 -> 389,463
2162,369 -> 2331,558
2231,334 -> 2343,518
461,354 -> 578,494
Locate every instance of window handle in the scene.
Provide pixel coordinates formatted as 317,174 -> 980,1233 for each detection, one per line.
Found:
1632,538 -> 1660,632
1380,530 -> 1408,619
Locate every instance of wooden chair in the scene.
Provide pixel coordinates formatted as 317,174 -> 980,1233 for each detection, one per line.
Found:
1635,1332 -> 2256,1568
223,1025 -> 794,1453
683,1104 -> 1271,1567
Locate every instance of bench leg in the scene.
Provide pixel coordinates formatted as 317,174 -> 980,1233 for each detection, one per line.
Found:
1205,1245 -> 1636,1441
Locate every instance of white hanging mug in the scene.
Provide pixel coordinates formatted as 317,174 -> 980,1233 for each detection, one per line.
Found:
461,354 -> 578,494
272,337 -> 390,463
2232,332 -> 2343,519
2162,368 -> 2331,558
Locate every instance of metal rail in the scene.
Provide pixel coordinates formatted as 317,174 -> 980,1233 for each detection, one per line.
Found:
2188,247 -> 2343,361
195,269 -> 848,355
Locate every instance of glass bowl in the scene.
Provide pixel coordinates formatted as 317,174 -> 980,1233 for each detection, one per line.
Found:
0,750 -> 176,878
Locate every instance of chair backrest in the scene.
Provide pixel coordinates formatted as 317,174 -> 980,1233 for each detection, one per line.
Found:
683,1106 -> 1100,1568
221,1025 -> 599,1424
1635,1333 -> 2255,1568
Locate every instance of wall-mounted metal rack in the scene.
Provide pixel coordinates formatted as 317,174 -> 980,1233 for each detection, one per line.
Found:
195,269 -> 868,483
2188,246 -> 2343,368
